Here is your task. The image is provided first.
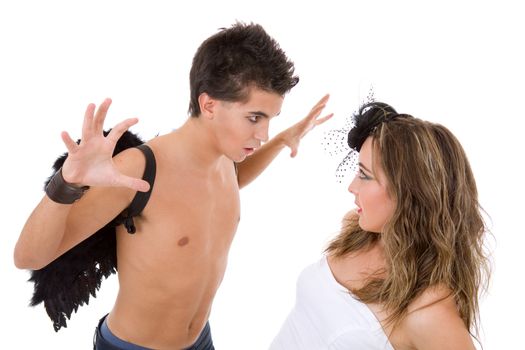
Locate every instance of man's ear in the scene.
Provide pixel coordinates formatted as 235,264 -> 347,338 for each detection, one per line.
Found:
198,92 -> 217,120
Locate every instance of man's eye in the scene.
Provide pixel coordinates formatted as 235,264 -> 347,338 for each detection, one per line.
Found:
248,115 -> 259,123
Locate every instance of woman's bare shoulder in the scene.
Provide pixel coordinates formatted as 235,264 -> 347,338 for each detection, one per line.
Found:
401,285 -> 475,350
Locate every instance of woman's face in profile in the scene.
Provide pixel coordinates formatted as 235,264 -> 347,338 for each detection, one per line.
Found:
348,137 -> 395,233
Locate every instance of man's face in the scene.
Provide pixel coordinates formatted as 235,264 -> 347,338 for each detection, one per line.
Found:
211,88 -> 284,162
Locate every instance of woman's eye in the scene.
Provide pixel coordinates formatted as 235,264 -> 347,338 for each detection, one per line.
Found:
358,169 -> 370,180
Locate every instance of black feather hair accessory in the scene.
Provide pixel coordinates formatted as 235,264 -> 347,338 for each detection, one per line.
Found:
28,130 -> 144,331
323,95 -> 400,182
347,102 -> 398,152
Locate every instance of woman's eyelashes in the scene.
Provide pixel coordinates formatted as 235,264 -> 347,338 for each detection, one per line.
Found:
358,168 -> 372,180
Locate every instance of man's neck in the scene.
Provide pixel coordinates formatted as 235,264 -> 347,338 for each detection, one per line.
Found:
170,117 -> 227,173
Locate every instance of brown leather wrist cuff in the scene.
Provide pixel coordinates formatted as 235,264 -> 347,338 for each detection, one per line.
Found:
45,167 -> 90,204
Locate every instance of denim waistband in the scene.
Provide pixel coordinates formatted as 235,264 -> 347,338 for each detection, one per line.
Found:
93,315 -> 214,350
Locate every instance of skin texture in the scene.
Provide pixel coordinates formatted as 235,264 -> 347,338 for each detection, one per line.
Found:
328,137 -> 476,350
348,137 -> 395,234
14,91 -> 332,349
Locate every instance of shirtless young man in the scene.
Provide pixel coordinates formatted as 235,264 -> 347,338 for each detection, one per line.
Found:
14,23 -> 332,349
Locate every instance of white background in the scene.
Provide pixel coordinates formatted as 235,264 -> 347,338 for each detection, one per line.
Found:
1,1 -> 523,349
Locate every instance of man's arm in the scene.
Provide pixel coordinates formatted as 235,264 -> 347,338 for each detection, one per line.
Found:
237,94 -> 333,188
13,99 -> 149,270
14,169 -> 140,270
14,196 -> 75,270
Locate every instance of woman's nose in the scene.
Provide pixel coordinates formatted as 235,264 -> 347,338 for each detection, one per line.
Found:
348,176 -> 358,195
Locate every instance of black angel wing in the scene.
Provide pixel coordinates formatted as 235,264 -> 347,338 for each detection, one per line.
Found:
28,130 -> 144,331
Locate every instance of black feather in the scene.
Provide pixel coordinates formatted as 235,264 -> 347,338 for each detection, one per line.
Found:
347,102 -> 398,152
28,130 -> 144,331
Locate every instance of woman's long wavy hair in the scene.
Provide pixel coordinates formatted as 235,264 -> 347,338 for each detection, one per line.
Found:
326,102 -> 490,336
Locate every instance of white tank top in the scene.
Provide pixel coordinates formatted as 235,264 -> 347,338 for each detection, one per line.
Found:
270,256 -> 395,350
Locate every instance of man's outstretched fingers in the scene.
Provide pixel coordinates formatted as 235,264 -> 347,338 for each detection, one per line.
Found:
107,118 -> 139,144
316,113 -> 334,125
313,94 -> 330,109
61,131 -> 79,154
82,103 -> 96,137
118,174 -> 150,193
93,98 -> 112,132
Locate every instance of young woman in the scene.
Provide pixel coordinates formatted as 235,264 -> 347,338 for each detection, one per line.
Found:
271,102 -> 490,349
